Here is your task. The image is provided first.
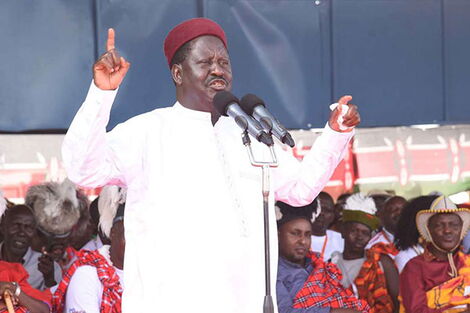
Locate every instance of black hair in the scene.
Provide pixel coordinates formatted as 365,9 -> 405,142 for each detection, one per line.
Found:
336,193 -> 352,203
276,200 -> 316,229
318,191 -> 334,203
394,195 -> 439,250
89,197 -> 100,226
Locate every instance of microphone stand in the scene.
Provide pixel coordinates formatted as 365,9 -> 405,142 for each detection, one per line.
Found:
241,131 -> 278,313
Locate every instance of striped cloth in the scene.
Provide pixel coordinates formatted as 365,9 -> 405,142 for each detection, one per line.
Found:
0,260 -> 51,313
355,242 -> 395,313
425,251 -> 470,312
51,249 -> 122,313
293,252 -> 370,312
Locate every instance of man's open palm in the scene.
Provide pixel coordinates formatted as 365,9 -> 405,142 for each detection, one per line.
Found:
93,28 -> 131,90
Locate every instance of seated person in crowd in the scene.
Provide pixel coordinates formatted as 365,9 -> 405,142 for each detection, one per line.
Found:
310,192 -> 344,261
25,179 -> 88,274
52,186 -> 125,313
276,204 -> 368,313
332,193 -> 399,313
366,196 -> 407,257
0,204 -> 61,291
400,196 -> 470,312
277,194 -> 344,262
329,193 -> 351,233
394,195 -> 438,273
0,260 -> 51,313
0,191 -> 15,246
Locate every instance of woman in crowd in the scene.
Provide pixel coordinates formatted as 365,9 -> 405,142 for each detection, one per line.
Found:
394,195 -> 439,273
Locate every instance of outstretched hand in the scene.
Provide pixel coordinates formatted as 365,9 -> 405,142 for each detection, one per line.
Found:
328,95 -> 361,132
93,28 -> 131,90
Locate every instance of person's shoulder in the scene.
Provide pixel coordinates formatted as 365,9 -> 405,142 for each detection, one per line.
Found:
70,264 -> 100,283
396,247 -> 417,259
0,260 -> 29,280
22,248 -> 41,265
401,254 -> 425,273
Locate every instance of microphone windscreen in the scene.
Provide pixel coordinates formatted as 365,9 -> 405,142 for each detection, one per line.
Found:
240,94 -> 265,115
213,91 -> 239,116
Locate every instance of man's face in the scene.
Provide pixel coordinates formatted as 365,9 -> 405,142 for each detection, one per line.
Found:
312,195 -> 335,235
47,236 -> 70,261
342,222 -> 372,255
381,196 -> 406,235
278,218 -> 311,266
178,35 -> 232,112
2,208 -> 36,257
428,213 -> 462,252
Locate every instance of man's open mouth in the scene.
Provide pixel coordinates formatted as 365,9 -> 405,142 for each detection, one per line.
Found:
209,79 -> 227,90
13,239 -> 28,249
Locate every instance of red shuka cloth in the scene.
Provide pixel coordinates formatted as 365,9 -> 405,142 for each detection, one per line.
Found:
0,260 -> 51,313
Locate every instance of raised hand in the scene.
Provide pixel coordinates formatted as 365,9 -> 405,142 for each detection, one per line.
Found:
93,28 -> 131,90
328,95 -> 361,132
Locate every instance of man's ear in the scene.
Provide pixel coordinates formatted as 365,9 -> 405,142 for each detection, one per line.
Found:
171,64 -> 183,86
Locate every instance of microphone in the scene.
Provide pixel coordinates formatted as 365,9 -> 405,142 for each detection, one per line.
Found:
240,94 -> 295,148
213,91 -> 274,146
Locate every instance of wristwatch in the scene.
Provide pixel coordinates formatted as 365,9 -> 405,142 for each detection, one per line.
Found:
11,282 -> 21,297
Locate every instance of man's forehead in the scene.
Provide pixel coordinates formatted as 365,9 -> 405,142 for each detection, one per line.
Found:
191,36 -> 228,54
6,211 -> 35,224
346,221 -> 370,231
320,200 -> 335,211
283,218 -> 311,231
429,212 -> 461,224
387,197 -> 406,207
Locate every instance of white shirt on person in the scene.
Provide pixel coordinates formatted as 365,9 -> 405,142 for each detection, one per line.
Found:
395,245 -> 424,273
65,245 -> 123,313
81,236 -> 104,251
0,243 -> 62,291
310,229 -> 344,261
62,81 -> 354,313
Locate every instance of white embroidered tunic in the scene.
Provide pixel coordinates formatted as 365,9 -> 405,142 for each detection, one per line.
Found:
62,82 -> 353,313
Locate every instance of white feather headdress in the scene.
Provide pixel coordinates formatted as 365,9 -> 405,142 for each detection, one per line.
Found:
25,178 -> 82,236
344,193 -> 377,215
98,186 -> 127,238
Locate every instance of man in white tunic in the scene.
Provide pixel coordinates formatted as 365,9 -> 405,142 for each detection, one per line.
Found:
62,18 -> 360,313
52,186 -> 125,313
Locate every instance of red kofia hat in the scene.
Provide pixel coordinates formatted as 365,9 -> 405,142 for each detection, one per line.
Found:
164,18 -> 227,68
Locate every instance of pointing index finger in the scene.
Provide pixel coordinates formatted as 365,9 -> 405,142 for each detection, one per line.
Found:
106,28 -> 115,51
